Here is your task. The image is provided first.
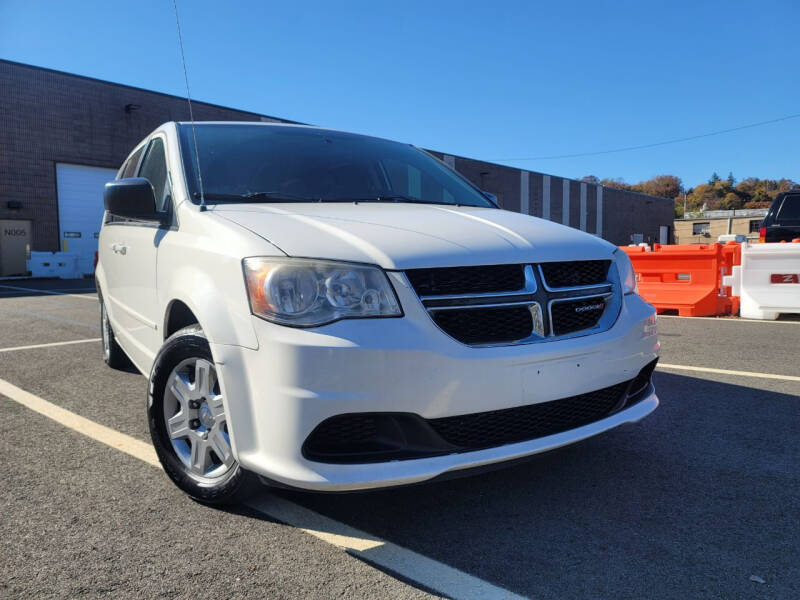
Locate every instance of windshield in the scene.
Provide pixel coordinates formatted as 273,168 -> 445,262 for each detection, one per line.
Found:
177,124 -> 495,208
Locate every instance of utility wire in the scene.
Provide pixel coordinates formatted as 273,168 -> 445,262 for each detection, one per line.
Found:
490,112 -> 800,161
172,0 -> 206,210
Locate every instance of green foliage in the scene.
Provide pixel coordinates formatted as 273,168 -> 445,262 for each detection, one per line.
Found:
674,198 -> 685,219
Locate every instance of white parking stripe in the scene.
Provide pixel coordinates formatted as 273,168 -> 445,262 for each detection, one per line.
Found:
248,495 -> 524,598
0,376 -> 524,600
0,284 -> 97,301
657,363 -> 800,382
0,338 -> 101,353
657,314 -> 800,325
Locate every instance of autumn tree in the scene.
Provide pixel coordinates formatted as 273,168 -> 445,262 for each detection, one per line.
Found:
632,175 -> 682,200
598,177 -> 629,190
583,172 -> 797,216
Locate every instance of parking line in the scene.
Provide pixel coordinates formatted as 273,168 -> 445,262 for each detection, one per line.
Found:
657,314 -> 800,325
0,376 -> 523,600
0,377 -> 159,466
657,363 -> 800,382
0,284 -> 97,301
0,338 -> 101,353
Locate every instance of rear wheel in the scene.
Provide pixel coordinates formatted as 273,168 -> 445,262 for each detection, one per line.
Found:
148,325 -> 258,504
99,296 -> 129,369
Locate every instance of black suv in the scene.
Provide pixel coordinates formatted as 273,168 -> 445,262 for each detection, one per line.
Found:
760,191 -> 800,242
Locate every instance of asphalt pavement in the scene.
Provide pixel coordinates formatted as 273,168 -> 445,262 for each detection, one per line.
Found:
1,279 -> 798,599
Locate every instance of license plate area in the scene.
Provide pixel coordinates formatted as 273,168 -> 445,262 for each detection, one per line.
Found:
770,274 -> 799,284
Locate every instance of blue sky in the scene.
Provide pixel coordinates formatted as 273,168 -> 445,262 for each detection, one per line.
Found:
2,0 -> 798,188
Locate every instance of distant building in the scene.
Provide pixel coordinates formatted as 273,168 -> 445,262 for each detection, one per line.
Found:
0,59 -> 674,276
674,209 -> 768,244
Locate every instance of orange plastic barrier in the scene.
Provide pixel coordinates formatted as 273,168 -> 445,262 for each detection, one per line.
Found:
619,242 -> 741,316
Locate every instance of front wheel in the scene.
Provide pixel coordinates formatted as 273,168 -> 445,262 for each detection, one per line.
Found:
148,325 -> 258,504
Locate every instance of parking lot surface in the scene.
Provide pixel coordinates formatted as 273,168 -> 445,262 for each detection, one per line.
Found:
1,279 -> 798,599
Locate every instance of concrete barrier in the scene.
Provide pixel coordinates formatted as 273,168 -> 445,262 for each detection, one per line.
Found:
723,241 -> 800,320
27,251 -> 82,279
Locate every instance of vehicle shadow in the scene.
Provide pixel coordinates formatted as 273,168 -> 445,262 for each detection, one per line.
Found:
227,372 -> 800,599
0,277 -> 96,298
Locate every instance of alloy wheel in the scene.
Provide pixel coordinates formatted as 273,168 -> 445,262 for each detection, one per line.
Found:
163,357 -> 235,481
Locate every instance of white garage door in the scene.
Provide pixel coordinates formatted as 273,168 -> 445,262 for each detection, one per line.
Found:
56,163 -> 118,275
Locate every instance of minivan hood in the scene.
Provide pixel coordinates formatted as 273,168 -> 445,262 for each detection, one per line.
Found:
212,203 -> 616,269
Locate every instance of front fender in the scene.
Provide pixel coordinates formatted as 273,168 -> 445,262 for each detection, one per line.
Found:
159,264 -> 259,350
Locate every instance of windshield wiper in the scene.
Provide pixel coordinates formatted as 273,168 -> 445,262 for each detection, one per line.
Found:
196,192 -> 466,206
324,195 -> 462,206
196,191 -> 318,203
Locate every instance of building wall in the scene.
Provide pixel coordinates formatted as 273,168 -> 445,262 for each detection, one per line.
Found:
430,152 -> 674,246
0,60 -> 291,252
1,59 -> 674,252
674,216 -> 765,244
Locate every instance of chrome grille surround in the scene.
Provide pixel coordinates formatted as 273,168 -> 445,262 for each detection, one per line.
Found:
405,261 -> 622,347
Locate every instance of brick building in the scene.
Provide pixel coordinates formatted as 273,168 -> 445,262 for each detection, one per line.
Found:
0,59 -> 674,275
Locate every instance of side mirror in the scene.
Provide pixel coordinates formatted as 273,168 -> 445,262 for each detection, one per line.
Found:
482,191 -> 499,205
104,178 -> 164,222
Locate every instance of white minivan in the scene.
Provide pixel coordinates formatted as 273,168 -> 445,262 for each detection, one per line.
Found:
97,122 -> 659,503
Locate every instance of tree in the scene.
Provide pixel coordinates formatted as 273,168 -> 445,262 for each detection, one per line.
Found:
599,177 -> 630,190
587,174 -> 797,210
580,175 -> 600,184
686,183 -> 716,211
720,192 -> 743,210
674,198 -> 685,219
635,175 -> 682,200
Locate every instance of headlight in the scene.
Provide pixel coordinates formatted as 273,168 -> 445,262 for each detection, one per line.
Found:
243,258 -> 402,327
614,250 -> 638,295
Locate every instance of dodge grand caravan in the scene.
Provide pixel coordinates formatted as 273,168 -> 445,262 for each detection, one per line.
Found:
97,122 -> 659,503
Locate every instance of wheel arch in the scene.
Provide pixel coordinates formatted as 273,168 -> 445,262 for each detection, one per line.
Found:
158,266 -> 259,350
163,299 -> 200,340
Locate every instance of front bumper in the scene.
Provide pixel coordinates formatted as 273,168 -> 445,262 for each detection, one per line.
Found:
211,287 -> 659,491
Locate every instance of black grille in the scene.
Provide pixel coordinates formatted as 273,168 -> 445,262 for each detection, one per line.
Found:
540,260 -> 610,288
304,414 -> 379,456
628,358 -> 658,398
432,306 -> 532,345
550,297 -> 607,336
303,363 -> 656,463
429,381 -> 629,450
406,264 -> 525,296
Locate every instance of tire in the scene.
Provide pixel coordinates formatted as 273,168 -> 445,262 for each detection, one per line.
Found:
148,325 -> 258,504
99,295 -> 130,369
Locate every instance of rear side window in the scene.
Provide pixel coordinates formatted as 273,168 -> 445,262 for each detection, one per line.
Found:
138,138 -> 172,212
776,194 -> 800,222
121,146 -> 144,179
